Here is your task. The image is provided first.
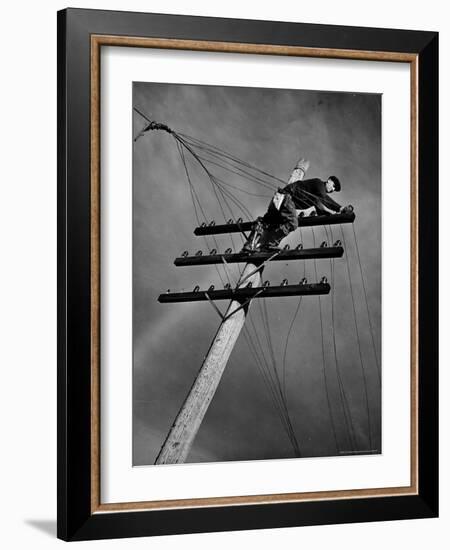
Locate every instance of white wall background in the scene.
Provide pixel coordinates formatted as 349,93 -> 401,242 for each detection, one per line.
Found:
0,1 -> 446,548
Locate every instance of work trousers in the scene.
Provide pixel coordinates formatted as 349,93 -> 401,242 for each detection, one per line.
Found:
261,192 -> 298,236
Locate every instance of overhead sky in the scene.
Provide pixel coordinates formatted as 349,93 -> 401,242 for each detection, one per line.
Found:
132,81 -> 381,466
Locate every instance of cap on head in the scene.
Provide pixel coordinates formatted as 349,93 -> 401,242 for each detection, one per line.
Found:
328,175 -> 341,192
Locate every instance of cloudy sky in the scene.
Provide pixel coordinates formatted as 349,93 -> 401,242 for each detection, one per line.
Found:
132,81 -> 381,466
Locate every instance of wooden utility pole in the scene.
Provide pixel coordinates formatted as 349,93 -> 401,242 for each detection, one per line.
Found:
134,122 -> 355,463
154,155 -> 355,465
155,262 -> 262,464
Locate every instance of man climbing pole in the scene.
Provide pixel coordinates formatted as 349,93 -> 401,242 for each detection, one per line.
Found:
242,157 -> 353,253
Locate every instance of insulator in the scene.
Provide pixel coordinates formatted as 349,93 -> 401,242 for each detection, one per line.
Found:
201,222 -> 207,228
281,279 -> 288,286
227,219 -> 233,224
195,250 -> 203,256
263,280 -> 270,287
224,283 -> 231,290
209,220 -> 216,226
333,239 -> 342,247
283,244 -> 290,250
225,248 -> 232,254
320,276 -> 328,284
296,243 -> 303,250
300,277 -> 308,285
193,285 -> 200,293
320,241 -> 328,248
246,282 -> 253,288
181,250 -> 189,257
208,285 -> 215,292
210,248 -> 217,255
237,217 -> 243,223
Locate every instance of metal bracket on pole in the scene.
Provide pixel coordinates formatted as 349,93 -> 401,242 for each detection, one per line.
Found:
204,292 -> 226,321
220,255 -> 238,287
222,289 -> 265,322
238,250 -> 281,287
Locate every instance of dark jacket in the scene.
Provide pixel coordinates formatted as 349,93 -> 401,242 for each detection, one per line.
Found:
282,178 -> 341,212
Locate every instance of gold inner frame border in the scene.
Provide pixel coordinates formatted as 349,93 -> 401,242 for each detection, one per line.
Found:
90,35 -> 419,514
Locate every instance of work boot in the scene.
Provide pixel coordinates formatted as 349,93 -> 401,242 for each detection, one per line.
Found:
258,226 -> 287,252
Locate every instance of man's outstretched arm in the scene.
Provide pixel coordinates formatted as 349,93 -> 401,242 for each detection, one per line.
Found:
322,194 -> 343,213
320,197 -> 354,215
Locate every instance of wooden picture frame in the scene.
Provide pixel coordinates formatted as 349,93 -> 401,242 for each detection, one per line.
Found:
57,8 -> 438,541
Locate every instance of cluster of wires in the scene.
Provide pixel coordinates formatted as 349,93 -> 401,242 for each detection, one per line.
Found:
134,108 -> 381,457
172,127 -> 304,456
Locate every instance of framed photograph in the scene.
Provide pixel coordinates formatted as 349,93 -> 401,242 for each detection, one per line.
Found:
57,8 -> 438,541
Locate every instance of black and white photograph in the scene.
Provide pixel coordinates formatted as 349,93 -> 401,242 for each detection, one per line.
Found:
132,82 -> 382,466
0,0 -> 444,546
